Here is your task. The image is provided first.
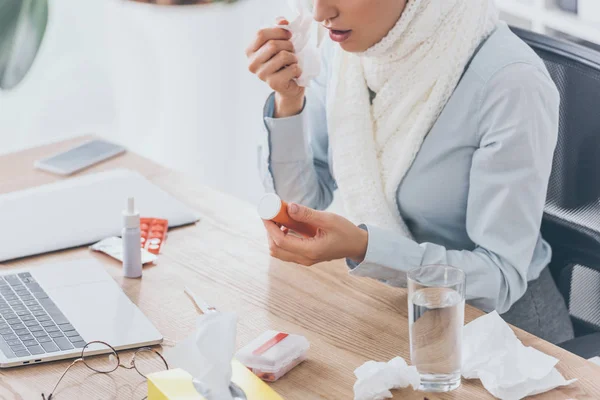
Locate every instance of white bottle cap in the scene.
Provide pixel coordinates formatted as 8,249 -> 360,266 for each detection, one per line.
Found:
257,193 -> 283,220
123,197 -> 140,229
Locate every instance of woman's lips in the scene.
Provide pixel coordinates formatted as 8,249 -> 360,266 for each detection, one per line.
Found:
329,29 -> 352,43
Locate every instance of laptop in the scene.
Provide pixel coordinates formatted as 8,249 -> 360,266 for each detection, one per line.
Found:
0,168 -> 200,262
0,259 -> 162,368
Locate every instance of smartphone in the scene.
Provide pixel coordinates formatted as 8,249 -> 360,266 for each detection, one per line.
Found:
34,139 -> 126,175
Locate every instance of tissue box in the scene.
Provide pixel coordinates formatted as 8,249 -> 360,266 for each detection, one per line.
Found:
231,359 -> 285,400
147,361 -> 284,400
147,368 -> 206,400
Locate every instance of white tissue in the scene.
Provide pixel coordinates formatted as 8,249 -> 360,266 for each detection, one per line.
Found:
353,356 -> 420,400
462,311 -> 577,400
279,0 -> 321,87
163,312 -> 238,400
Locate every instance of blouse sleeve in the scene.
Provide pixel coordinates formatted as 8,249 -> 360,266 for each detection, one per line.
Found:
258,42 -> 336,210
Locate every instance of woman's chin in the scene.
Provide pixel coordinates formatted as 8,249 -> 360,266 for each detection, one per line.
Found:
336,40 -> 366,53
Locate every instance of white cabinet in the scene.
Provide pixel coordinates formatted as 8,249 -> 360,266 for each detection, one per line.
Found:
579,0 -> 600,25
495,0 -> 600,47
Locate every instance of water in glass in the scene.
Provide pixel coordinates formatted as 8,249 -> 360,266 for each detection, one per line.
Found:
408,265 -> 465,392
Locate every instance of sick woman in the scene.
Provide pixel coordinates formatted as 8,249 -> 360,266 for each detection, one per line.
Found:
246,0 -> 573,344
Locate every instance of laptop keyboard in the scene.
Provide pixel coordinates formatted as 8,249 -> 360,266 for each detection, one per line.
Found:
0,272 -> 86,359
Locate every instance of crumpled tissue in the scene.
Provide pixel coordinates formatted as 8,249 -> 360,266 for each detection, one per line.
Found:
462,311 -> 577,400
353,356 -> 420,400
278,0 -> 321,87
163,312 -> 238,400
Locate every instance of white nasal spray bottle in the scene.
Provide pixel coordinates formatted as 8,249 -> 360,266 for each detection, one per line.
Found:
122,197 -> 142,278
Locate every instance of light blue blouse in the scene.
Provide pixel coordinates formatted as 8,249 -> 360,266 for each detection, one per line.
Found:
259,23 -> 560,314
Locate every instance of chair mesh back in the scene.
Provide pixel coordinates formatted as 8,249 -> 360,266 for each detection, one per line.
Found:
570,264 -> 600,329
540,52 -> 600,209
513,28 -> 600,335
543,55 -> 600,254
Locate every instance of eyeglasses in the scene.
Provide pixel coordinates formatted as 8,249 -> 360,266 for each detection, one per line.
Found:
41,340 -> 169,400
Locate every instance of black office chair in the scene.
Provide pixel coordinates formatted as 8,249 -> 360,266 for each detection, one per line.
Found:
511,27 -> 600,359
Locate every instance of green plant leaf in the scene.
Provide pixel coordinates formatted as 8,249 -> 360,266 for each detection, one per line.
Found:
0,0 -> 48,90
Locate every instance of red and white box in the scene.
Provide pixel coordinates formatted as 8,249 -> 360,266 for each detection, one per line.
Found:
235,330 -> 310,382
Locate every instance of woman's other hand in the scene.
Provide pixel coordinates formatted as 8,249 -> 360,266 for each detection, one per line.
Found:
246,18 -> 305,118
264,203 -> 369,266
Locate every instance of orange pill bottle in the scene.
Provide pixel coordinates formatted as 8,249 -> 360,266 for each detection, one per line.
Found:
257,193 -> 318,238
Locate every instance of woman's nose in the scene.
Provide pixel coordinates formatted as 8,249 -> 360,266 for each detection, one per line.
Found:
312,0 -> 337,24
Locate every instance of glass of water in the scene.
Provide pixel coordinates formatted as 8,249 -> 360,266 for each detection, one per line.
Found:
408,265 -> 466,392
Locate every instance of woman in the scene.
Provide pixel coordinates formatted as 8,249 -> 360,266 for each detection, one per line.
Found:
246,0 -> 574,344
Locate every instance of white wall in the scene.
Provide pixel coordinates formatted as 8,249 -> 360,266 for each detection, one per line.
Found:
0,0 -> 289,204
0,0 -> 114,155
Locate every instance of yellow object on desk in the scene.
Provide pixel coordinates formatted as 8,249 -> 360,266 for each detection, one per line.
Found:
147,361 -> 284,400
147,368 -> 206,400
231,359 -> 284,400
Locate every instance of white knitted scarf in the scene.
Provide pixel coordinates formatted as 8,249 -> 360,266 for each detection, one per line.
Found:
326,0 -> 499,237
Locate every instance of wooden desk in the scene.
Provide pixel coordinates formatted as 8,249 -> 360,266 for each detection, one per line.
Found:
0,136 -> 599,400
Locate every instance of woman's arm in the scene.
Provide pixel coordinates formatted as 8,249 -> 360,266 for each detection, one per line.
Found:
348,63 -> 560,314
259,42 -> 336,210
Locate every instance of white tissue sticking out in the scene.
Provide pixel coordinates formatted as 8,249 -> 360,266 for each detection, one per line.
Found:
278,0 -> 321,87
462,311 -> 577,400
353,356 -> 420,400
163,312 -> 238,400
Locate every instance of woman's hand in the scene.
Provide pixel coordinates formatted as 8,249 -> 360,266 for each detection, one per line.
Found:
264,202 -> 369,266
245,18 -> 305,118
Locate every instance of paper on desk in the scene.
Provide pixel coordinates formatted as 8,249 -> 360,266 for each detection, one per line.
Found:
90,237 -> 157,264
353,356 -> 420,400
164,312 -> 238,400
462,311 -> 577,400
278,0 -> 320,87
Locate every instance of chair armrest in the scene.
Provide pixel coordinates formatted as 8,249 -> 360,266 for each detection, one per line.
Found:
558,333 -> 600,359
542,211 -> 600,276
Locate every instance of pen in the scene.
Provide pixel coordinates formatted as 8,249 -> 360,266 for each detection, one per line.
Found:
184,286 -> 218,314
